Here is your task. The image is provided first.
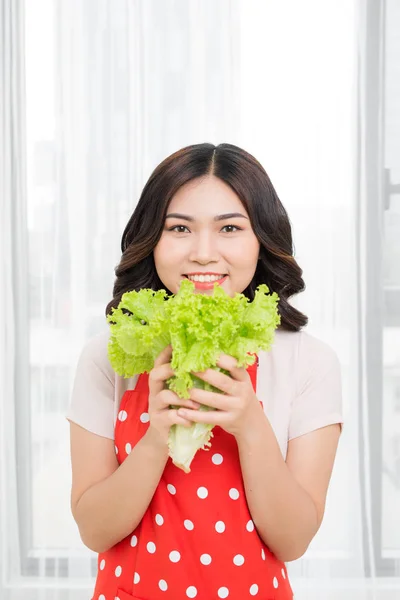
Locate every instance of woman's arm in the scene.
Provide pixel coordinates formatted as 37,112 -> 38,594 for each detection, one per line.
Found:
70,345 -> 197,553
180,352 -> 342,562
70,422 -> 169,553
236,417 -> 341,562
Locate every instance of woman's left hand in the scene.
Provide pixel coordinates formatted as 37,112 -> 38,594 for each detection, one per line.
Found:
177,353 -> 265,439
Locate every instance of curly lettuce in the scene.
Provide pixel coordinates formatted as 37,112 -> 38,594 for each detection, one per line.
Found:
107,278 -> 280,472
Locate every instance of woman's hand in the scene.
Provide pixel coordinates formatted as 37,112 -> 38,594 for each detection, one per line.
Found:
177,354 -> 265,439
146,345 -> 200,446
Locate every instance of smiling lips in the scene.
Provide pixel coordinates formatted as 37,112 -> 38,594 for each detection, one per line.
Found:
185,273 -> 226,283
183,273 -> 228,289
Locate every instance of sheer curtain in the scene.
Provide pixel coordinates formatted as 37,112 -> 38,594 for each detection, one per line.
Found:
0,0 -> 27,593
1,0 -> 399,598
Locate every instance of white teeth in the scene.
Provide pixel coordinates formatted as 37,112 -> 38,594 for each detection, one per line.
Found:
187,274 -> 225,283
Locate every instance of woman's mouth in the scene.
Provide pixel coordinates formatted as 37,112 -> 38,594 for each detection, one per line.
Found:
183,274 -> 228,290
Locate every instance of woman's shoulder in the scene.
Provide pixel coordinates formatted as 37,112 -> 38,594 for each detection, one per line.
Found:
77,329 -> 115,382
76,329 -> 139,396
273,327 -> 339,361
269,328 -> 341,388
67,330 -> 139,438
279,328 -> 341,392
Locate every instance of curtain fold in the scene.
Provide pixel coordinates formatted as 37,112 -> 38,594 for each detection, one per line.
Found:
0,0 -> 26,589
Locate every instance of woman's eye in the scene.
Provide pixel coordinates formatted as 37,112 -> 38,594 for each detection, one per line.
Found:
169,225 -> 189,233
221,225 -> 240,233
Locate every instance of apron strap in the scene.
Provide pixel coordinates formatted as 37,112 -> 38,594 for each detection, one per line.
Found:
247,354 -> 258,392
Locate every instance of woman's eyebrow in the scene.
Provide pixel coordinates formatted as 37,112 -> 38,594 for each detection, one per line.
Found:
165,212 -> 249,222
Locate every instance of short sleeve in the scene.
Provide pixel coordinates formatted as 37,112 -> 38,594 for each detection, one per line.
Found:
288,332 -> 343,440
66,331 -> 116,440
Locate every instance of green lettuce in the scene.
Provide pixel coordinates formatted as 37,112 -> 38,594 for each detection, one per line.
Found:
107,278 -> 280,472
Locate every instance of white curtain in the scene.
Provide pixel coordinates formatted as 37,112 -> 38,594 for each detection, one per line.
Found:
1,0 -> 399,598
0,0 -> 28,592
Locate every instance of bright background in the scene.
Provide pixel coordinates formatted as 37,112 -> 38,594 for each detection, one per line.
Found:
1,0 -> 399,598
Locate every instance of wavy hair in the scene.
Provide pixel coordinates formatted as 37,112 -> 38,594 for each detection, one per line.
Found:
106,142 -> 307,331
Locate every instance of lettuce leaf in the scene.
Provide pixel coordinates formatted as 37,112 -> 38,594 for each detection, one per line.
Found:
106,278 -> 280,472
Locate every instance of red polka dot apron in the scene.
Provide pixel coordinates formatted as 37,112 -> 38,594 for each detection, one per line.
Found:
92,360 -> 294,600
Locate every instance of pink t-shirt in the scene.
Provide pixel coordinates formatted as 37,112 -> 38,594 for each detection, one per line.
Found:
66,328 -> 343,459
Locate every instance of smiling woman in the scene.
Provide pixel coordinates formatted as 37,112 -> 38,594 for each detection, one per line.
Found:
154,176 -> 260,296
67,143 -> 343,600
106,143 -> 308,331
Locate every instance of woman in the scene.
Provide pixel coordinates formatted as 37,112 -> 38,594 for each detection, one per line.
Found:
67,142 -> 343,600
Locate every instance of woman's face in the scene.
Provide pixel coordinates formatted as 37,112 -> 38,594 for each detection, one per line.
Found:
153,175 -> 260,297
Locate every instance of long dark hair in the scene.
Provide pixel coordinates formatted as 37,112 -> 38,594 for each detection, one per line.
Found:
106,143 -> 308,331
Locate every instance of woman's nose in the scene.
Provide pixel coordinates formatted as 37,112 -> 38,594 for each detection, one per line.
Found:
188,232 -> 219,263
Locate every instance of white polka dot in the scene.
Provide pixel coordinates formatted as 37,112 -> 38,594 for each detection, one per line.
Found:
155,514 -> 164,526
281,568 -> 286,579
261,548 -> 266,560
115,565 -> 122,577
159,579 -> 168,591
125,442 -> 132,454
118,410 -> 128,421
229,488 -> 239,500
115,597 -> 121,600
140,412 -> 150,423
233,554 -> 245,566
197,486 -> 208,499
147,541 -> 156,553
186,587 -> 197,598
212,453 -> 223,465
200,553 -> 212,565
167,484 -> 176,495
130,534 -> 138,547
134,572 -> 140,584
99,558 -> 106,570
115,445 -> 118,454
169,550 -> 181,563
246,519 -> 255,532
250,584 -> 259,596
218,587 -> 229,598
184,519 -> 194,530
273,576 -> 279,588
98,595 -> 106,600
215,521 -> 226,533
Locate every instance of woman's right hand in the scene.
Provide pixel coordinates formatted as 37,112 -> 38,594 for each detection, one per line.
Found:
146,345 -> 199,446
